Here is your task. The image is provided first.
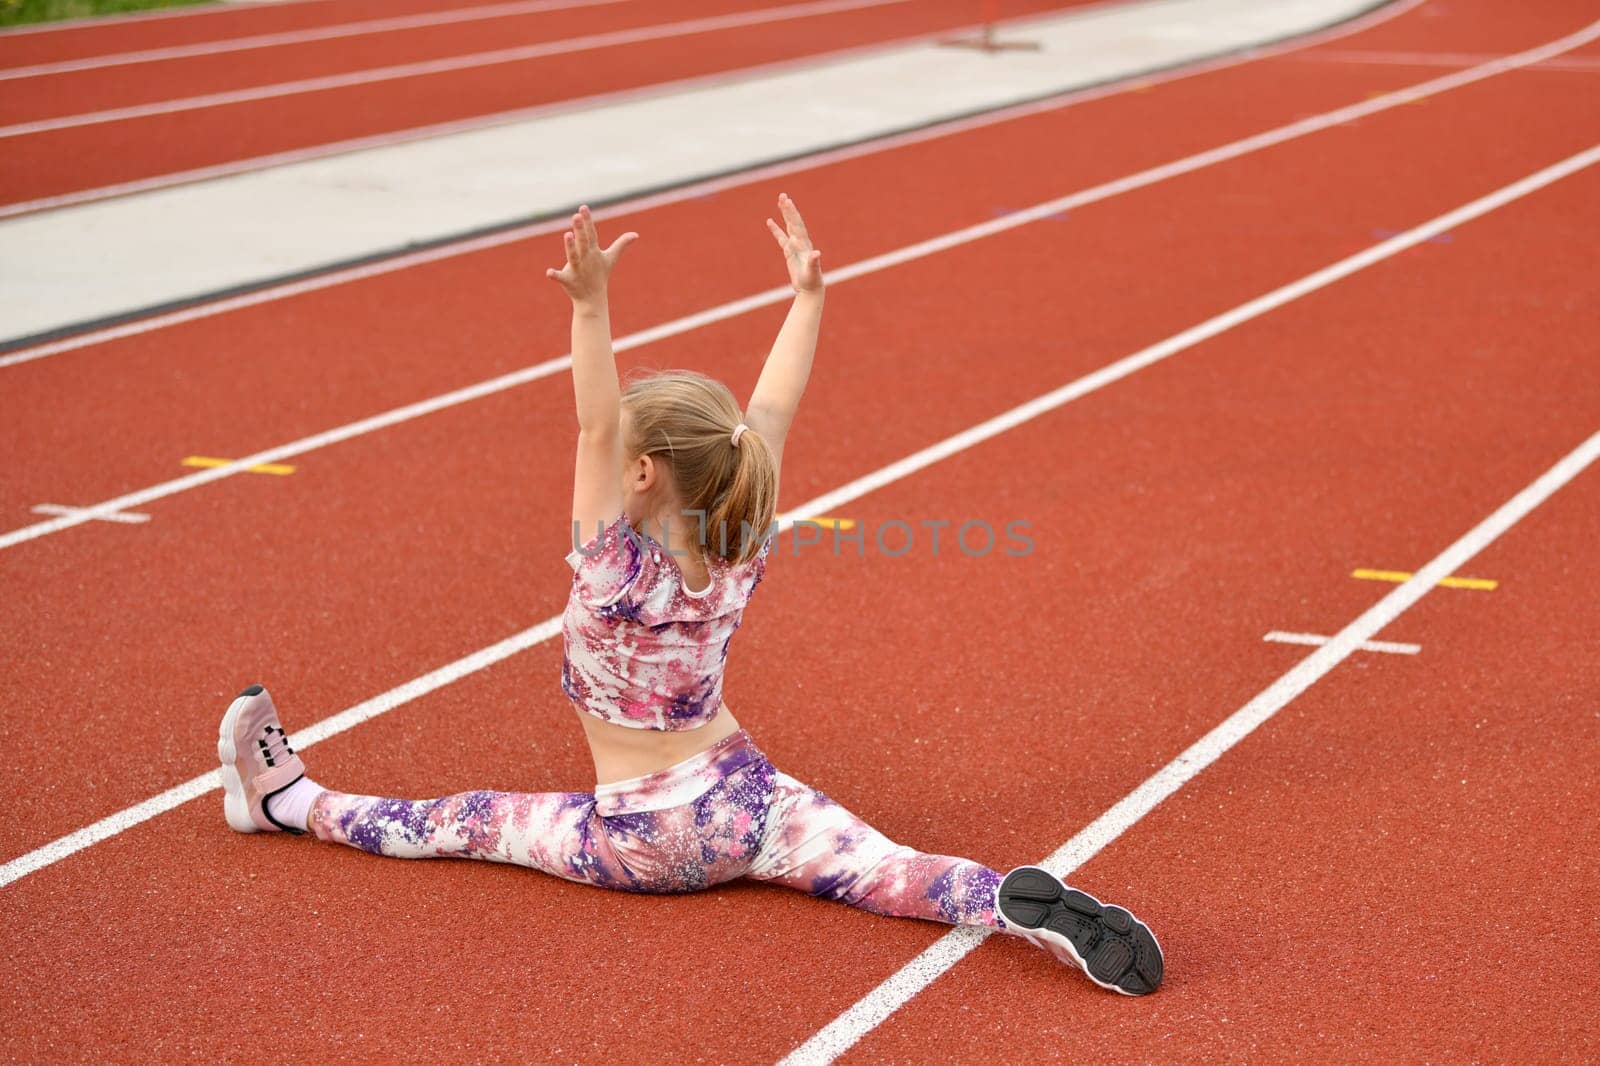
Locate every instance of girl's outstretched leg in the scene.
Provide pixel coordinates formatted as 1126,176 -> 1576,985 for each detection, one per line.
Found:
744,772 -> 1004,928
309,787 -> 628,888
219,685 -> 634,889
743,771 -> 1164,995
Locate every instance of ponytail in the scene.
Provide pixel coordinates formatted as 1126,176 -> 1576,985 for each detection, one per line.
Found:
707,426 -> 776,563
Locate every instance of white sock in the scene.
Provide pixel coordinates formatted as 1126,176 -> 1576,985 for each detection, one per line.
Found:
265,776 -> 324,833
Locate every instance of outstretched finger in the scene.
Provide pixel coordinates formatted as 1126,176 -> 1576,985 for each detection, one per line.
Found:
571,212 -> 591,255
604,231 -> 639,261
778,193 -> 808,237
563,230 -> 578,264
765,218 -> 789,249
579,205 -> 601,249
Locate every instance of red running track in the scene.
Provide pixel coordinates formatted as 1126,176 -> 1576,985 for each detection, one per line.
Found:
4,151 -> 1595,1060
2,0 -> 1598,1060
0,0 -> 1078,209
1,0 -> 1594,856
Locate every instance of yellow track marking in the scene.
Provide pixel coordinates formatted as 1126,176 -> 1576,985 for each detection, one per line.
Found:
182,456 -> 296,476
1352,568 -> 1497,591
802,517 -> 856,530
1436,576 -> 1498,590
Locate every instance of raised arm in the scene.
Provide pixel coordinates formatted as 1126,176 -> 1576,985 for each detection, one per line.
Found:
745,193 -> 825,475
545,204 -> 638,542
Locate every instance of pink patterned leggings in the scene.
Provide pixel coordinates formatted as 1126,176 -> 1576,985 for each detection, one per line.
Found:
309,730 -> 1003,929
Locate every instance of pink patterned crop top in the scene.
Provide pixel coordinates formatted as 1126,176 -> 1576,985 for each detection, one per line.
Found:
561,515 -> 770,730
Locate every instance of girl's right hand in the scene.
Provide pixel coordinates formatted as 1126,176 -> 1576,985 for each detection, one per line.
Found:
765,193 -> 824,294
546,205 -> 638,307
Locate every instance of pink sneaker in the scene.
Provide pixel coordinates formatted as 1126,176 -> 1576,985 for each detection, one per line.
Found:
218,684 -> 308,835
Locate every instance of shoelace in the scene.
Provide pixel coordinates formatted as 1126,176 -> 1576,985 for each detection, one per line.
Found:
256,724 -> 296,769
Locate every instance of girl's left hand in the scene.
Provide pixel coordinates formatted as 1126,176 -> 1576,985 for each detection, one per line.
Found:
766,193 -> 824,294
546,205 -> 637,306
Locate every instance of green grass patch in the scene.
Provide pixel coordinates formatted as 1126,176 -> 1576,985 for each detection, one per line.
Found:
0,0 -> 216,29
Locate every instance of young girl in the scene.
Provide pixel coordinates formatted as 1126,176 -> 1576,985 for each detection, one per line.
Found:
218,195 -> 1163,997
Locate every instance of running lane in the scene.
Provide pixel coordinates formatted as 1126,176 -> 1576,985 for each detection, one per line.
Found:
1,0 -> 1586,521
0,0 -> 1594,872
2,127 -> 1595,1059
849,402 -> 1600,1061
0,0 -> 1076,207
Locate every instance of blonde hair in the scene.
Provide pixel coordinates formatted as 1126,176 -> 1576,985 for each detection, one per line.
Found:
622,370 -> 777,565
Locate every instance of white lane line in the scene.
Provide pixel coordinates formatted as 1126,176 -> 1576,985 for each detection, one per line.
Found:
3,143 -> 1593,890
1263,630 -> 1419,655
0,0 -> 912,140
0,0 -> 625,81
30,502 -> 151,524
779,433 -> 1600,1064
0,0 -> 1388,219
1295,48 -> 1600,72
2,23 -> 1592,546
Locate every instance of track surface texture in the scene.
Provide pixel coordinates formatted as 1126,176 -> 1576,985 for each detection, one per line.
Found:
2,0 -> 1597,1062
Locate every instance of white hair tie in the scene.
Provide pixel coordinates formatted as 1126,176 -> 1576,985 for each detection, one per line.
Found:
730,423 -> 749,448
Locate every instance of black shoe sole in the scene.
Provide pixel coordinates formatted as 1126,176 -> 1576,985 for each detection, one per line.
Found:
997,866 -> 1164,995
